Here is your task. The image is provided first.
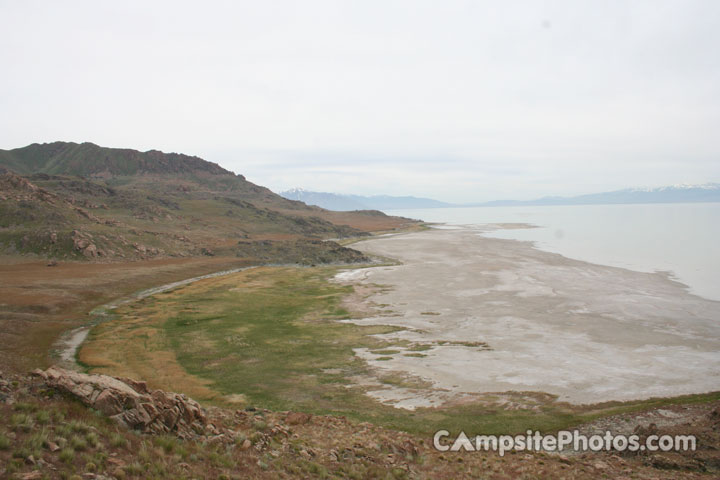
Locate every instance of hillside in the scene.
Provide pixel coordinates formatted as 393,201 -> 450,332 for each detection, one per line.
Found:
0,142 -> 417,262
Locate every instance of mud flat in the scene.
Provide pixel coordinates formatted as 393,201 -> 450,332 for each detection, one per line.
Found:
335,226 -> 720,407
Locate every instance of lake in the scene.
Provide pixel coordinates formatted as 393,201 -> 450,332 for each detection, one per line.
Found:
385,203 -> 720,301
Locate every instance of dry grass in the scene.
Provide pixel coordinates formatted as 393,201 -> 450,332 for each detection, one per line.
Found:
0,256 -> 252,373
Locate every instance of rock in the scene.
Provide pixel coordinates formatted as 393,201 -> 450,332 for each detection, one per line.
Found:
47,441 -> 60,452
82,244 -> 98,258
71,230 -> 99,257
285,411 -> 312,425
34,366 -> 207,437
106,458 -> 125,467
593,460 -> 609,470
20,472 -> 42,480
646,454 -> 681,469
240,439 -> 252,450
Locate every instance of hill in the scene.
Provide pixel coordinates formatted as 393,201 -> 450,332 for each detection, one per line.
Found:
0,142 -> 417,262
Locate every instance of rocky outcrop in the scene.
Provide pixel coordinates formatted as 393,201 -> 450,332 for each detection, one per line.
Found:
235,238 -> 370,265
71,230 -> 100,258
0,172 -> 57,204
33,366 -> 207,438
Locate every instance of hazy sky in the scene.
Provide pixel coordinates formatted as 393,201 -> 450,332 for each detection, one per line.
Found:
1,1 -> 719,202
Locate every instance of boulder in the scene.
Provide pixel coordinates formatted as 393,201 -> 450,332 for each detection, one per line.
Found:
33,366 -> 206,438
285,411 -> 312,425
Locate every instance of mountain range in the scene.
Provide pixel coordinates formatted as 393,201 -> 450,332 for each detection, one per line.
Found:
279,188 -> 454,211
280,184 -> 720,211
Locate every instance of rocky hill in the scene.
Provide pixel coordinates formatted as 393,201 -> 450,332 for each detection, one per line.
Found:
0,142 -> 233,177
0,142 -> 416,262
2,367 -> 717,479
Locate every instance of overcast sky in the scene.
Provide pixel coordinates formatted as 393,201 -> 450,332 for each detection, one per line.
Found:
1,0 -> 719,202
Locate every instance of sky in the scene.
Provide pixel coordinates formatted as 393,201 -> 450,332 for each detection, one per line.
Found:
1,0 -> 719,202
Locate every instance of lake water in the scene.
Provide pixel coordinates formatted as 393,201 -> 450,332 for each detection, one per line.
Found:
385,203 -> 720,301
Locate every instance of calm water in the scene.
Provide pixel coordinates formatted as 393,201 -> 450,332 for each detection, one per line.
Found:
385,203 -> 720,301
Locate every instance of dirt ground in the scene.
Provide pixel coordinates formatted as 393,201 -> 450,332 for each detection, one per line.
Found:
0,256 -> 252,373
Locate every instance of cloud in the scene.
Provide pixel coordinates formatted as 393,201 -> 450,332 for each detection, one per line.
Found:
1,0 -> 719,202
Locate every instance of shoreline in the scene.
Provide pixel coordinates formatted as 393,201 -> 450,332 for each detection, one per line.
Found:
335,224 -> 720,407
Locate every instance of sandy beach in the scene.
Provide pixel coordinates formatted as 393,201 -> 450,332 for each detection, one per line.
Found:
335,225 -> 720,408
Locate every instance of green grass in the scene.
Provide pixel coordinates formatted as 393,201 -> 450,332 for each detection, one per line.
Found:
159,268 -> 404,412
89,265 -> 720,437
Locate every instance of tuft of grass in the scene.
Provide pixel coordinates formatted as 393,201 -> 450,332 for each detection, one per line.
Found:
68,419 -> 90,434
0,432 -> 11,450
26,428 -> 49,452
85,431 -> 100,449
138,441 -> 152,463
109,432 -> 128,448
52,409 -> 66,423
35,409 -> 51,425
13,401 -> 38,413
59,447 -> 75,463
70,434 -> 88,451
124,462 -> 144,475
10,413 -> 34,432
154,434 -> 178,454
56,423 -> 72,437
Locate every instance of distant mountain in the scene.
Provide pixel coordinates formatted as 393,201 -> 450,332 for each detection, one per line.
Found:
280,188 -> 454,211
472,184 -> 720,207
281,183 -> 720,212
280,189 -> 369,211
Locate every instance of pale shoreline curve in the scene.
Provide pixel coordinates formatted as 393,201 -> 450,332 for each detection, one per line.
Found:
334,225 -> 720,407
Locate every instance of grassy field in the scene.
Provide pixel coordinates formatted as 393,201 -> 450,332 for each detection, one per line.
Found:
80,265 -> 720,437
